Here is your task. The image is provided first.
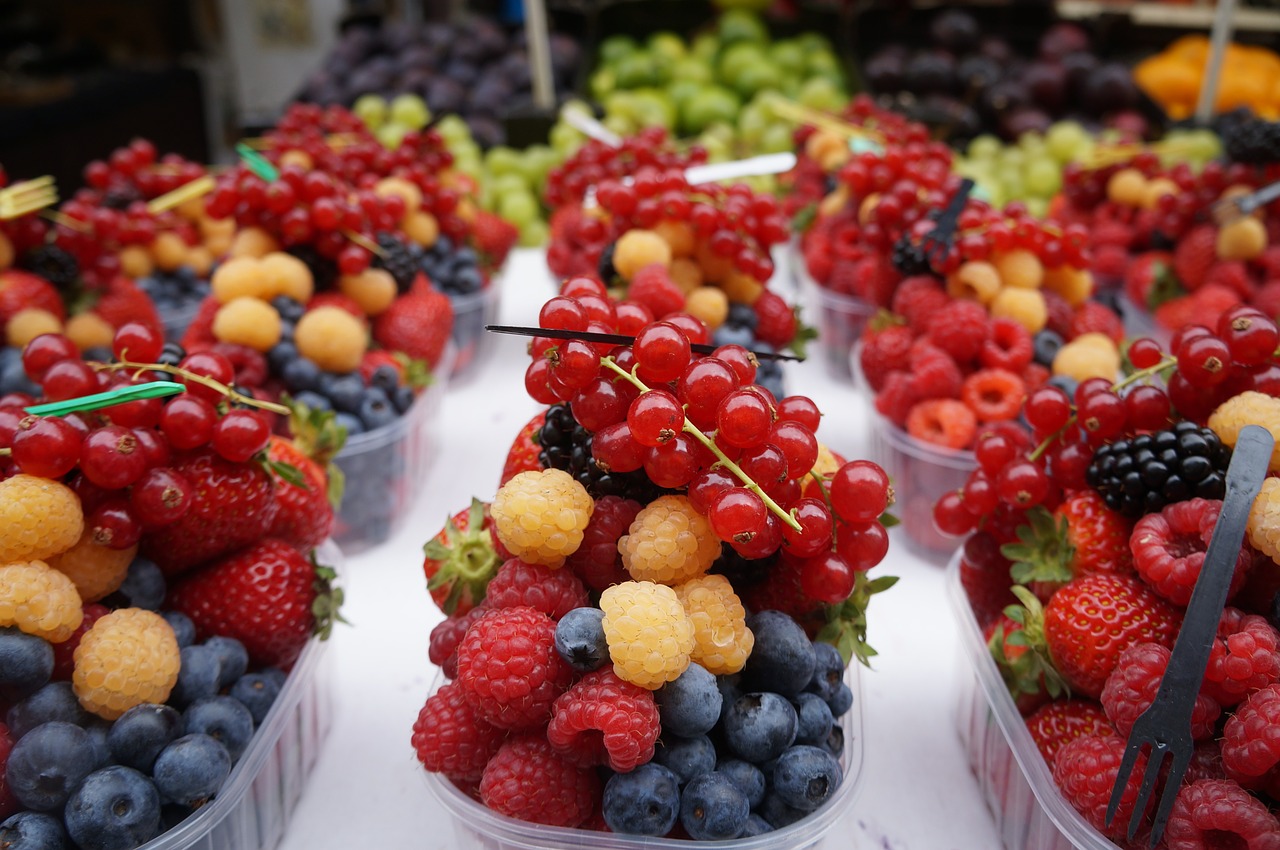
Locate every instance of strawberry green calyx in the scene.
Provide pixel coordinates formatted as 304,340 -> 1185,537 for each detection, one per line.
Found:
999,586 -> 1069,701
786,312 -> 818,359
310,552 -> 347,641
392,352 -> 434,390
422,498 -> 501,615
283,396 -> 349,509
817,572 -> 899,667
1002,506 -> 1074,586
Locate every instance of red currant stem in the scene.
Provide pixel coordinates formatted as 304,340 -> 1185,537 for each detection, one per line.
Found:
91,358 -> 291,417
0,448 -> 9,457
600,356 -> 802,532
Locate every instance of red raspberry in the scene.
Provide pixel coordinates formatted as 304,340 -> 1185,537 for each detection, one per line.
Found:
1052,734 -> 1152,842
753,290 -> 796,349
51,603 -> 110,681
1024,700 -> 1115,766
1205,261 -> 1255,300
958,531 -> 1016,629
826,258 -> 861,297
1041,289 -> 1074,340
480,733 -> 600,828
847,256 -> 898,306
905,399 -> 977,450
565,496 -> 643,592
960,369 -> 1025,422
925,300 -> 988,363
891,276 -> 949,332
858,325 -> 914,392
1165,779 -> 1280,850
1174,225 -> 1219,291
1223,683 -> 1280,797
456,606 -> 573,729
1124,251 -> 1174,308
484,558 -> 589,620
803,247 -> 832,285
873,371 -> 921,427
908,344 -> 963,401
428,607 -> 487,679
628,265 -> 685,319
1090,220 -> 1135,249
1203,608 -> 1280,707
1068,301 -> 1123,344
547,666 -> 660,772
411,681 -> 507,782
1090,244 -> 1130,282
179,297 -> 221,350
1130,499 -> 1253,607
1251,280 -> 1280,321
1101,643 -> 1220,740
0,724 -> 16,821
1023,362 -> 1050,392
1185,739 -> 1228,785
979,318 -> 1033,373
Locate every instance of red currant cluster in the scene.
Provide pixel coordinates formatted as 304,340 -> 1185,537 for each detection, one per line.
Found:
81,139 -> 208,206
0,323 -> 281,549
544,128 -> 706,210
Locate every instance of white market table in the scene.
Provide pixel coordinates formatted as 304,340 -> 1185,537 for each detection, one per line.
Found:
276,248 -> 1006,850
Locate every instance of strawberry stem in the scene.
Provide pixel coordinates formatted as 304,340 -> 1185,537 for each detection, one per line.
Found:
93,357 -> 291,416
600,356 -> 802,532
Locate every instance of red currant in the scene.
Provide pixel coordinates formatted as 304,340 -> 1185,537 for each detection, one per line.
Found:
836,521 -> 890,571
716,389 -> 772,450
211,410 -> 270,463
1024,386 -> 1072,435
11,416 -> 82,478
80,425 -> 148,490
995,460 -> 1049,508
933,490 -> 977,536
776,396 -> 821,432
633,322 -> 692,385
591,422 -> 645,473
627,390 -> 684,447
688,467 -> 737,515
780,497 -> 833,559
643,434 -> 701,489
708,488 -> 768,546
160,396 -> 217,450
129,467 -> 193,528
829,460 -> 891,524
178,353 -> 235,404
799,552 -> 856,603
87,500 -> 142,549
111,322 -> 164,364
1126,337 -> 1165,370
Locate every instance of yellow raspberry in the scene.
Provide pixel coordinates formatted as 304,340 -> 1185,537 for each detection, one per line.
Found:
1209,391 -> 1280,472
228,227 -> 279,259
0,231 -> 13,270
614,230 -> 672,280
491,469 -> 594,567
0,560 -> 83,641
259,252 -> 314,303
1106,168 -> 1148,206
374,177 -> 423,213
5,309 -> 63,349
946,262 -> 1001,304
1052,333 -> 1121,383
719,270 -> 765,305
673,574 -> 754,675
65,313 -> 117,352
45,531 -> 135,603
338,269 -> 398,316
684,286 -> 729,329
212,297 -> 282,352
1247,477 -> 1280,561
294,306 -> 368,373
653,219 -> 695,257
990,287 -> 1048,334
118,245 -> 153,279
993,249 -> 1044,289
1042,266 -> 1094,307
0,475 -> 84,563
1217,216 -> 1267,262
670,257 -> 704,293
73,609 -> 180,720
211,256 -> 268,302
619,495 -> 721,585
600,581 -> 694,689
150,231 -> 189,272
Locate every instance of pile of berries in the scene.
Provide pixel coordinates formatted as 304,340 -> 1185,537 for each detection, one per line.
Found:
942,307 -> 1280,847
412,282 -> 899,839
543,129 -> 707,211
0,324 -> 343,849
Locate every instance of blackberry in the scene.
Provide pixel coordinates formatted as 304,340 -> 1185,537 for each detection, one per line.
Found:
890,233 -> 932,277
20,245 -> 79,290
598,242 -> 620,286
710,547 -> 776,591
373,233 -> 419,293
1086,421 -> 1232,517
286,245 -> 337,291
537,403 -> 664,502
1217,109 -> 1280,164
101,183 -> 143,210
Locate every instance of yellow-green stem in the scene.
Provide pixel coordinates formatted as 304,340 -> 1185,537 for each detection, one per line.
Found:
93,357 -> 291,417
601,356 -> 802,532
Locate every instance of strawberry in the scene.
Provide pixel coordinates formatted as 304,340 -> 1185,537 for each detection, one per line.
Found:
1204,260 -> 1255,300
1089,244 -> 1129,284
1067,301 -> 1123,345
986,614 -> 1052,716
0,270 -> 64,324
1155,284 -> 1243,332
501,410 -> 546,487
1173,225 -> 1218,291
1024,699 -> 1116,765
167,538 -> 342,668
373,287 -> 453,370
180,296 -> 221,350
1252,280 -> 1280,321
91,276 -> 160,331
1057,490 -> 1135,579
359,349 -> 404,385
267,437 -> 336,552
422,499 -> 503,616
140,449 -> 280,576
1123,251 -> 1176,309
471,209 -> 518,267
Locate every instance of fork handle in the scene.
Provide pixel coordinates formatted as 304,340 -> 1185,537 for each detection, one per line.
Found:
1241,180 -> 1280,215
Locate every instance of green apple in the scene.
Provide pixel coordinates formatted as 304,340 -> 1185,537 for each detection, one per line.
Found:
680,86 -> 741,135
717,9 -> 768,46
672,57 -> 714,86
797,77 -> 844,112
353,94 -> 387,130
600,35 -> 639,65
389,93 -> 430,130
630,89 -> 676,130
769,40 -> 806,76
647,31 -> 686,62
692,33 -> 719,62
718,42 -> 767,89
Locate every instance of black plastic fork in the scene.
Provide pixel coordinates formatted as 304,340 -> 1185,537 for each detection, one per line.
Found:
1104,424 -> 1275,846
918,177 -> 974,265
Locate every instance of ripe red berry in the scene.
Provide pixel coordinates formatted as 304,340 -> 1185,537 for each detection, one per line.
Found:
830,460 -> 891,524
22,334 -> 79,381
799,552 -> 856,604
211,410 -> 271,463
11,416 -> 83,478
708,488 -> 768,545
129,467 -> 194,528
111,322 -> 164,364
80,425 -> 148,490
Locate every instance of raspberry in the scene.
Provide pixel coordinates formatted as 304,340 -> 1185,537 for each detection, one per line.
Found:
1211,391 -> 1280,473
1222,683 -> 1280,795
994,249 -> 1044,289
891,276 -> 949,331
740,552 -> 823,624
211,297 -> 282,353
672,573 -> 754,675
979,318 -> 1033,373
428,607 -> 487,679
547,666 -> 660,772
846,255 -> 898,306
1052,333 -> 1121,384
1252,280 -> 1280,320
1101,642 -> 1220,740
874,371 -> 921,427
600,581 -> 694,690
412,681 -> 506,783
753,290 -> 796,350
614,230 -> 672,280
905,399 -> 977,450
1090,244 -> 1130,283
0,560 -> 84,642
490,469 -> 594,568
455,606 -> 572,729
6,309 -> 62,349
1024,700 -> 1115,765
628,264 -> 685,318
45,531 -> 134,603
1203,608 -> 1280,707
480,734 -> 600,828
73,608 -> 180,720
925,300 -> 988,363
1052,734 -> 1151,842
1068,301 -> 1124,345
990,287 -> 1048,334
484,558 -> 589,620
1204,261 -> 1254,300
1090,220 -> 1135,249
338,268 -> 397,315
1165,779 -> 1280,850
564,496 -> 642,592
1174,225 -> 1218,290
0,475 -> 84,563
1185,740 -> 1229,785
619,495 -> 721,585
908,344 -> 963,401
858,325 -> 914,393
294,305 -> 368,373
960,369 -> 1025,423
1218,216 -> 1268,263
1131,499 -> 1253,607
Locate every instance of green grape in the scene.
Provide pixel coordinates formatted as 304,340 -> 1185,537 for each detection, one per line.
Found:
498,191 -> 539,229
600,35 -> 639,65
435,115 -> 472,146
1025,197 -> 1049,218
491,173 -> 529,197
520,220 -> 549,248
389,94 -> 430,130
1018,132 -> 1047,155
648,31 -> 686,62
451,140 -> 482,162
673,58 -> 714,86
759,122 -> 793,154
692,33 -> 719,62
999,148 -> 1026,171
453,153 -> 483,181
614,52 -> 662,89
1045,121 -> 1090,164
353,94 -> 387,130
737,105 -> 769,146
967,135 -> 1002,160
375,122 -> 409,149
590,68 -> 617,101
769,40 -> 806,75
549,122 -> 585,156
717,9 -> 769,46
630,89 -> 676,130
486,146 -> 523,178
1023,157 -> 1062,198
797,77 -> 844,112
603,113 -> 635,137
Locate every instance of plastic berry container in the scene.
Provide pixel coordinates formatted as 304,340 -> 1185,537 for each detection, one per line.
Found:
330,344 -> 454,553
446,278 -> 502,380
1114,293 -> 1170,347
794,249 -> 875,383
421,663 -> 866,850
947,551 -> 1121,850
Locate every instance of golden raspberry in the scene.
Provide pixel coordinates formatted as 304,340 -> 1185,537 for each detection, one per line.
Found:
1247,477 -> 1280,561
150,231 -> 189,272
619,495 -> 721,585
338,269 -> 397,316
211,256 -> 267,302
0,475 -> 84,563
6,309 -> 62,349
491,469 -> 594,567
946,262 -> 1001,303
212,297 -> 282,352
1042,266 -> 1094,307
673,574 -> 754,675
1106,168 -> 1148,206
990,287 -> 1048,334
684,287 -> 728,329
600,581 -> 694,689
294,306 -> 368,373
1052,333 -> 1121,383
46,531 -> 135,603
1209,391 -> 1280,472
259,252 -> 314,302
228,227 -> 279,259
65,313 -> 116,351
613,230 -> 672,280
73,609 -> 180,720
993,249 -> 1044,289
0,560 -> 83,641
1216,216 -> 1267,261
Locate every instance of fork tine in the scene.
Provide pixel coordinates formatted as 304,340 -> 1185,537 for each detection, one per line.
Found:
1148,746 -> 1192,847
1127,746 -> 1169,842
1105,738 -> 1146,830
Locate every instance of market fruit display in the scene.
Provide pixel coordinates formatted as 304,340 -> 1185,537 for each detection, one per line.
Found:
0,321 -> 342,848
413,276 -> 895,838
1135,35 -> 1280,121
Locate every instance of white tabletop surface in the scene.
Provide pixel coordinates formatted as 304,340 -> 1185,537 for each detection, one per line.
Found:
276,248 -> 1007,850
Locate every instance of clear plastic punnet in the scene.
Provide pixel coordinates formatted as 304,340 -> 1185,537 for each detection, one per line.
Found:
793,243 -> 874,382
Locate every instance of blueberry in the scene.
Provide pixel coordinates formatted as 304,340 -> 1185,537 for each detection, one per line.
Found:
335,411 -> 365,437
64,766 -> 161,850
0,628 -> 53,702
204,636 -> 249,689
0,811 -> 69,849
716,674 -> 742,725
715,758 -> 765,808
172,645 -> 222,707
727,303 -> 757,330
392,385 -> 416,414
722,692 -> 798,764
115,557 -> 166,610
657,662 -> 721,737
740,813 -> 773,837
759,791 -> 807,829
259,667 -> 288,690
453,267 -> 483,294
267,341 -> 300,374
277,321 -> 295,343
653,735 -> 716,785
6,721 -> 98,810
153,733 -> 232,808
742,611 -> 816,697
292,390 -> 332,413
821,722 -> 845,756
601,763 -> 680,836
1033,330 -> 1065,367
82,346 -> 113,363
553,607 -> 607,672
680,771 -> 750,840
84,719 -> 112,769
1047,374 -> 1079,399
323,372 -> 365,413
108,704 -> 182,773
157,342 -> 186,368
161,611 -> 197,648
826,681 -> 854,718
229,672 -> 282,725
7,682 -> 89,738
771,745 -> 842,811
757,373 -> 787,404
792,692 -> 834,746
281,358 -> 321,393
370,364 -> 400,392
359,387 -> 399,430
712,325 -> 755,349
805,641 -> 845,702
183,696 -> 254,761
271,296 -> 305,324
1269,589 -> 1280,632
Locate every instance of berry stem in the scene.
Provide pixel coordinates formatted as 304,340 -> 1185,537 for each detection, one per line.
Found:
0,448 -> 9,457
92,358 -> 291,417
600,356 -> 802,532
